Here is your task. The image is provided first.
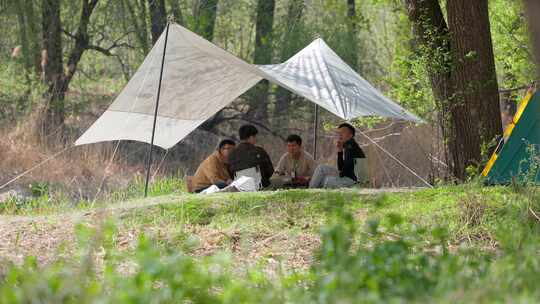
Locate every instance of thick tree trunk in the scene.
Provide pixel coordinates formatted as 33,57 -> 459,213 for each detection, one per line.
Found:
148,0 -> 167,44
405,0 -> 458,177
273,0 -> 304,129
524,0 -> 540,77
405,0 -> 498,180
447,0 -> 501,151
42,0 -> 65,137
250,0 -> 276,122
196,0 -> 218,41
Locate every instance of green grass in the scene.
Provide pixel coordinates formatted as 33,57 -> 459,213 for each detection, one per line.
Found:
1,182 -> 540,303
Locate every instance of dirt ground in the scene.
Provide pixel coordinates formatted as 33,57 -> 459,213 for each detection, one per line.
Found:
0,188 -> 415,272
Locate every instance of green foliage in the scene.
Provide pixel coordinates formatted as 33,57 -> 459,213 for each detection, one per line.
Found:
3,185 -> 540,302
489,0 -> 536,92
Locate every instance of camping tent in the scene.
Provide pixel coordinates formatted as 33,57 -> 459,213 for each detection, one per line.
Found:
482,89 -> 540,184
75,23 -> 421,150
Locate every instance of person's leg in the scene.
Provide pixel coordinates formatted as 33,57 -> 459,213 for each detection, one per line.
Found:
323,176 -> 356,188
194,186 -> 209,193
214,182 -> 228,189
270,175 -> 289,188
309,165 -> 338,188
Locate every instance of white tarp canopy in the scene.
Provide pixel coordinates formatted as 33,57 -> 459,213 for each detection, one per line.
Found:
76,23 -> 421,150
258,39 -> 421,121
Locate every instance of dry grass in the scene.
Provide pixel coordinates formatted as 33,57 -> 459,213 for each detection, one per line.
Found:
456,192 -> 498,250
0,206 -> 320,276
0,122 -> 141,201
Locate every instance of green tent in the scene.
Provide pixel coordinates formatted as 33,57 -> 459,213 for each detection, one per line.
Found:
482,89 -> 540,184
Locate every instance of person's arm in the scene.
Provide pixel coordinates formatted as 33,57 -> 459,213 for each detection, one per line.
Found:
337,140 -> 344,174
205,157 -> 227,184
260,148 -> 274,178
337,151 -> 344,174
275,154 -> 287,175
306,157 -> 317,179
341,145 -> 356,179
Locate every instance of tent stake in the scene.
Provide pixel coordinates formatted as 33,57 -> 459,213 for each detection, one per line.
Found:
144,23 -> 171,198
313,104 -> 319,160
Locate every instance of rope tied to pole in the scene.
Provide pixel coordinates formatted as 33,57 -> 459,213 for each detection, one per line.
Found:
357,128 -> 434,189
0,145 -> 73,191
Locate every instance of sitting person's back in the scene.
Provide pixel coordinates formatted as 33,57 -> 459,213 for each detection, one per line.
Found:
228,125 -> 274,188
192,139 -> 235,192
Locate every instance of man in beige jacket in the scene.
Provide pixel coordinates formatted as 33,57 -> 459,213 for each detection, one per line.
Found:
271,134 -> 317,187
192,139 -> 236,192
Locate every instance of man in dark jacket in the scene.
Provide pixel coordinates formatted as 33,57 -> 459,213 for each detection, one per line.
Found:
228,124 -> 274,188
309,123 -> 366,188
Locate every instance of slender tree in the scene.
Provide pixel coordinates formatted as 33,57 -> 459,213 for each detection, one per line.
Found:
124,0 -> 150,54
24,0 -> 40,73
14,0 -> 32,75
346,0 -> 359,70
41,0 -> 102,140
196,0 -> 218,41
42,0 -> 65,137
524,0 -> 540,77
168,0 -> 184,25
250,0 -> 276,122
273,0 -> 305,128
148,0 -> 167,44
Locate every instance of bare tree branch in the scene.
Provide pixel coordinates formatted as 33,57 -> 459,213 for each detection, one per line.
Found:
499,80 -> 539,93
63,28 -> 134,57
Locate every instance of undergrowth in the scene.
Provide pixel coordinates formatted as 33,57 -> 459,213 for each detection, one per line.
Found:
1,183 -> 540,303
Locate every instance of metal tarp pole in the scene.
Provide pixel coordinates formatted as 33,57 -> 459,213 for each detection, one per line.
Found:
313,104 -> 319,160
144,23 -> 170,197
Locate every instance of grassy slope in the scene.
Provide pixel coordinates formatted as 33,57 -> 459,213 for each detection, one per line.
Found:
1,184 -> 540,302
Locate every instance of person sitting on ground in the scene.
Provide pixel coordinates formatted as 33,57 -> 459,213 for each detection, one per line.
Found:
309,123 -> 366,188
228,124 -> 274,188
192,139 -> 236,193
270,134 -> 317,187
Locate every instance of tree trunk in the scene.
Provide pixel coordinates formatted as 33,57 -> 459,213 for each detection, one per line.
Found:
405,0 -> 502,179
524,0 -> 540,77
24,0 -> 41,73
447,0 -> 502,152
124,0 -> 150,54
14,0 -> 31,75
346,0 -> 359,70
41,0 -> 100,141
196,0 -> 218,41
273,0 -> 304,129
405,0 -> 457,176
138,0 -> 150,51
148,0 -> 167,44
250,0 -> 276,122
169,0 -> 184,25
42,0 -> 65,138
